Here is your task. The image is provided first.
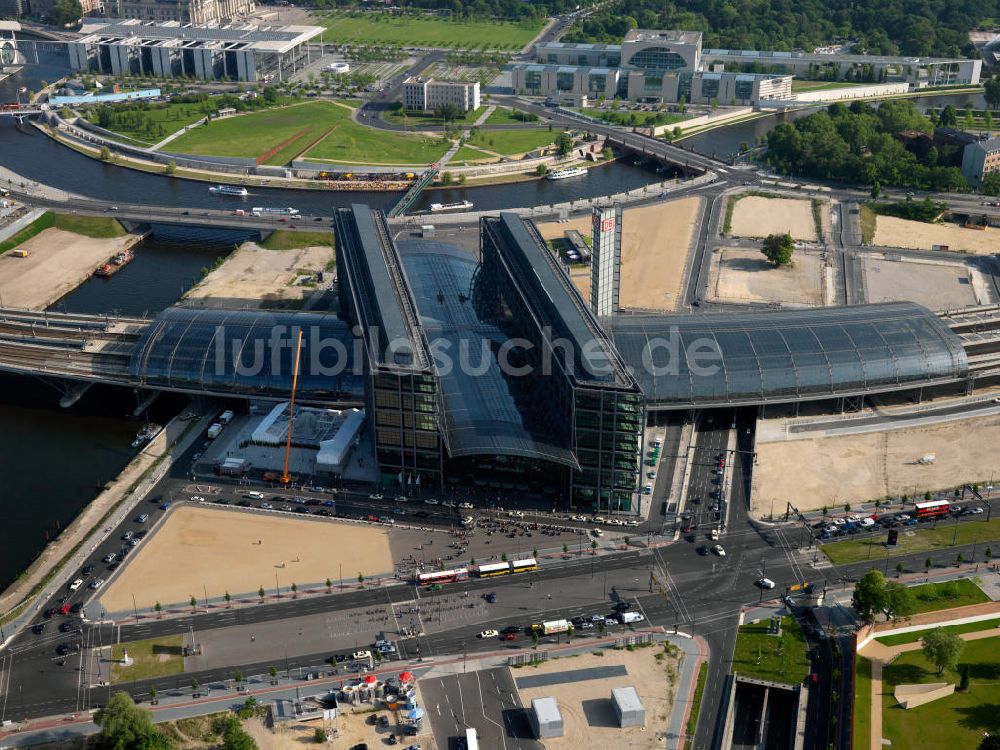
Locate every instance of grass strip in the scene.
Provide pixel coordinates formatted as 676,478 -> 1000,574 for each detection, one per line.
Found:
821,518 -> 1000,565
261,230 -> 333,250
875,615 -> 1000,646
0,212 -> 54,254
684,661 -> 708,748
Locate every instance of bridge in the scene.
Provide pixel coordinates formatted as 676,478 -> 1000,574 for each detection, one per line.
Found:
0,103 -> 48,122
0,307 -> 365,407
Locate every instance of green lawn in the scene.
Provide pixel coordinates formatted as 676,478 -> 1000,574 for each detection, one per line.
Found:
383,105 -> 487,127
821,518 -> 1000,565
578,108 -> 690,127
261,230 -> 333,250
854,656 -> 873,750
466,128 -> 557,155
111,634 -> 185,683
53,213 -> 126,238
0,212 -> 55,255
906,579 -> 991,615
485,107 -> 540,126
314,12 -> 542,49
880,635 -> 1000,750
451,145 -> 496,163
731,616 -> 811,685
168,101 -> 450,166
791,80 -> 869,92
94,102 -> 208,145
876,616 -> 1000,647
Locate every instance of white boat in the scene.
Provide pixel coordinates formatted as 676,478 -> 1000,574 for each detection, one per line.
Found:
209,185 -> 249,196
546,167 -> 587,180
429,200 -> 474,212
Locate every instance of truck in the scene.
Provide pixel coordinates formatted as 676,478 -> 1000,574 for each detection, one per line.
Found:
215,457 -> 249,476
207,423 -> 223,439
218,410 -> 235,425
619,611 -> 645,625
541,619 -> 570,635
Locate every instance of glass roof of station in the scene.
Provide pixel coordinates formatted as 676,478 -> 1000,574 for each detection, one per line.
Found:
398,241 -> 579,467
129,307 -> 364,401
606,302 -> 968,406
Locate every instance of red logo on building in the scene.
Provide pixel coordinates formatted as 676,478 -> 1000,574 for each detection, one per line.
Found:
600,217 -> 615,232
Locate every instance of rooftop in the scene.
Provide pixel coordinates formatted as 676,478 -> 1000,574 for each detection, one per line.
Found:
702,46 -> 972,66
76,17 -> 323,52
531,696 -> 562,723
623,29 -> 703,46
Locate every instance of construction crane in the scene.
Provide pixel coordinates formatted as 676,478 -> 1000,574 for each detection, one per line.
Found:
280,329 -> 304,485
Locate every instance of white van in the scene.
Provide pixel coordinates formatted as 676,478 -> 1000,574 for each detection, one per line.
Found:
246,491 -> 264,501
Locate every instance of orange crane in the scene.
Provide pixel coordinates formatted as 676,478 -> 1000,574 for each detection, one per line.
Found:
279,329 -> 304,485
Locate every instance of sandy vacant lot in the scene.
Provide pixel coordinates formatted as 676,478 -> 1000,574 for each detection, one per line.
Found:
536,197 -> 702,311
0,228 -> 137,309
860,255 -> 980,308
516,645 -> 680,749
873,217 -> 1000,254
710,246 -> 826,306
186,243 -> 332,307
100,506 -> 392,612
730,195 -> 819,241
752,414 -> 1000,513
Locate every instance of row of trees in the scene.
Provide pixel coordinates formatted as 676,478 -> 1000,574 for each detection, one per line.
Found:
95,693 -> 260,750
766,101 -> 969,192
561,0 -> 987,58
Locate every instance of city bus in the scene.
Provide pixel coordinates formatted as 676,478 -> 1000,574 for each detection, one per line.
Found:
474,562 -> 512,578
510,557 -> 538,574
415,568 -> 469,586
915,499 -> 950,519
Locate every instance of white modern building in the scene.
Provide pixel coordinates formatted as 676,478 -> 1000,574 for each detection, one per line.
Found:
67,18 -> 323,82
511,26 -> 978,106
245,402 -> 366,476
402,77 -> 481,113
590,204 -> 622,317
115,0 -> 255,25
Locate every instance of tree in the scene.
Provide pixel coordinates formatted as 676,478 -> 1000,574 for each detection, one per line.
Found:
94,693 -> 169,750
895,562 -> 904,577
821,505 -> 829,517
224,591 -> 231,608
881,581 -> 915,621
958,663 -> 970,691
562,543 -> 569,555
870,181 -> 881,200
501,552 -> 507,562
99,145 -> 113,161
979,735 -> 1000,750
433,102 -> 462,123
313,728 -> 327,744
189,595 -> 197,611
986,78 -> 1000,111
986,547 -> 993,560
49,0 -> 82,26
258,586 -> 265,601
148,686 -> 157,705
761,233 -> 794,267
938,104 -> 958,127
925,557 -> 933,572
234,670 -> 244,685
325,578 -> 332,592
154,601 -> 162,618
191,678 -> 199,694
291,582 -> 298,598
921,628 -> 964,675
164,160 -> 176,176
555,132 -> 574,156
269,665 -> 278,683
535,163 -> 548,177
222,717 -> 257,750
591,540 -> 598,552
357,572 -> 364,585
852,569 -> 886,624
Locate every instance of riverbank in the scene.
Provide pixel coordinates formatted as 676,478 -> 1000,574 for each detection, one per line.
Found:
0,409 -> 208,627
0,215 -> 142,309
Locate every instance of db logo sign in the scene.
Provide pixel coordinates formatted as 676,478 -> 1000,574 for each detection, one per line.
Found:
593,215 -> 615,232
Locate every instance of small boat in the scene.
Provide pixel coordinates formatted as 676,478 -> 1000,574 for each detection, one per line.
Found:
94,248 -> 134,277
429,200 -> 474,212
209,185 -> 249,196
546,167 -> 587,180
131,422 -> 160,448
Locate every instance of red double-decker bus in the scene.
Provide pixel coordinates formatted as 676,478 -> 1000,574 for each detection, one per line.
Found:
915,499 -> 950,519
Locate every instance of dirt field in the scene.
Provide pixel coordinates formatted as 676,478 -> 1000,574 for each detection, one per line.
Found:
752,414 -> 1000,514
243,699 -> 437,750
536,197 -> 702,311
515,644 -> 681,749
709,246 -> 826,306
873,217 -> 1000,254
0,228 -> 138,309
185,243 -> 332,308
99,506 -> 392,612
729,195 -> 819,242
860,255 -> 981,307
